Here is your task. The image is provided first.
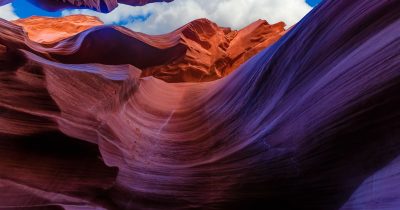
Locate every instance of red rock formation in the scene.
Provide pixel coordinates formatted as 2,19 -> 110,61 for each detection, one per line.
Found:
12,15 -> 103,44
14,16 -> 285,82
0,0 -> 400,209
142,19 -> 285,82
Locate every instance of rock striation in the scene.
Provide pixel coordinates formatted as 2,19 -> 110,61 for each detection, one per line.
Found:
0,0 -> 399,209
12,15 -> 104,44
142,19 -> 285,82
13,16 -> 285,82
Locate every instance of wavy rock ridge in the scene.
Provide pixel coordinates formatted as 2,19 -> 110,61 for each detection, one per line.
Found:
12,16 -> 285,82
13,15 -> 104,44
0,0 -> 399,209
142,19 -> 285,82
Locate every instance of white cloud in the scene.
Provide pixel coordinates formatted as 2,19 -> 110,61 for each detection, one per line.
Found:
63,0 -> 312,35
0,3 -> 18,20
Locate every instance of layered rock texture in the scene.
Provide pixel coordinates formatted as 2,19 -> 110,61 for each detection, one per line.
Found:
0,0 -> 400,209
142,19 -> 285,82
13,15 -> 103,44
13,16 -> 285,82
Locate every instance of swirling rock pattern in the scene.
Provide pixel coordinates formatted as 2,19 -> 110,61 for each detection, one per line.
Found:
13,16 -> 285,82
141,19 -> 285,82
0,0 -> 399,209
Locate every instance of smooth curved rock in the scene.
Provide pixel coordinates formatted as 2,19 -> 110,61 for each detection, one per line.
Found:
0,0 -> 399,209
10,16 -> 285,82
12,15 -> 104,44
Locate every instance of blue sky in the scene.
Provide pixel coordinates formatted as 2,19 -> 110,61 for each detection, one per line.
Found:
12,0 -> 61,18
306,0 -> 321,7
1,0 -> 321,34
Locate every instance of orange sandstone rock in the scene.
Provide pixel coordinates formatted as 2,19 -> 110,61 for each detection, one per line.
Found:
12,15 -> 284,82
142,19 -> 286,82
12,15 -> 103,44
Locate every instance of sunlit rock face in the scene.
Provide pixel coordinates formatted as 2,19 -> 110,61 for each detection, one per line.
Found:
141,19 -> 285,82
0,0 -> 399,209
11,15 -> 285,82
13,15 -> 103,44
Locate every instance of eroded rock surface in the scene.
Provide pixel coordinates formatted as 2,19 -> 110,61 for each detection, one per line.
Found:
0,0 -> 399,209
14,15 -> 285,82
13,15 -> 104,44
